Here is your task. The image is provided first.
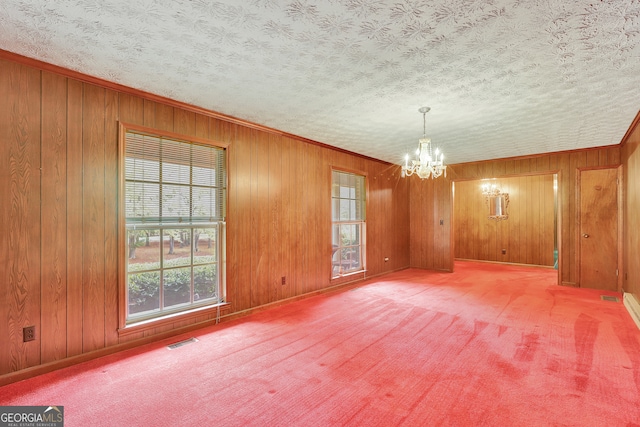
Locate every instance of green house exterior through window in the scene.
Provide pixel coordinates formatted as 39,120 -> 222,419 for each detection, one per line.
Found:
331,170 -> 366,277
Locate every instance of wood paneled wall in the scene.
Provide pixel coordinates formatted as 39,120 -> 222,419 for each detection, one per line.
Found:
0,56 -> 410,381
621,112 -> 640,299
409,174 -> 453,271
409,146 -> 621,285
454,175 -> 556,266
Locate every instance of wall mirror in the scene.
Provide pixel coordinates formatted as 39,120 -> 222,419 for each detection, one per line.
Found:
481,183 -> 509,220
487,193 -> 509,220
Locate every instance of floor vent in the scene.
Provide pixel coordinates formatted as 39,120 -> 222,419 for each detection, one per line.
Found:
601,295 -> 619,302
167,337 -> 198,350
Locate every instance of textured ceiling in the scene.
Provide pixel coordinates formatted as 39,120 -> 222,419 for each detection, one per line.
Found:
1,0 -> 639,165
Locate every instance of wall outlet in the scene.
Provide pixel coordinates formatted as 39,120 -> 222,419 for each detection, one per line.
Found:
501,249 -> 507,255
281,276 -> 286,285
23,326 -> 35,342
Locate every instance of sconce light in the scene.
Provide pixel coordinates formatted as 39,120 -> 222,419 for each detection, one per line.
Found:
481,183 -> 509,221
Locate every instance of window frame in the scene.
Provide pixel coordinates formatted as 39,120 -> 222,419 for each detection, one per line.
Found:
331,168 -> 367,279
117,122 -> 229,335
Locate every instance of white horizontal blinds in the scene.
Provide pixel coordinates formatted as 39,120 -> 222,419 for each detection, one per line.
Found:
125,131 -> 226,224
331,170 -> 365,221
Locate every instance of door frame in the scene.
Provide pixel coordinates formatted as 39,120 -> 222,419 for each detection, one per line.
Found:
576,165 -> 624,292
451,171 -> 562,287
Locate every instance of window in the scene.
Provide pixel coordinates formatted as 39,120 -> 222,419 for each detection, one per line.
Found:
121,125 -> 226,326
331,170 -> 366,277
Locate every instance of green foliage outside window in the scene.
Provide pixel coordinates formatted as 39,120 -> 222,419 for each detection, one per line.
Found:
128,260 -> 217,315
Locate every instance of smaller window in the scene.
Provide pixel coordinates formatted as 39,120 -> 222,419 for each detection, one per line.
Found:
331,170 -> 366,277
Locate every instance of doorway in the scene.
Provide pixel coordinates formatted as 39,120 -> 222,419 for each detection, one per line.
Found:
452,174 -> 559,275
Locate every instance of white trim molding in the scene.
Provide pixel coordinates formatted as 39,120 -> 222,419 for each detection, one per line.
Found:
623,293 -> 640,330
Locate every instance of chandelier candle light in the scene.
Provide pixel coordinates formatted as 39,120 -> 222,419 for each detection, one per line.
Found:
402,107 -> 446,179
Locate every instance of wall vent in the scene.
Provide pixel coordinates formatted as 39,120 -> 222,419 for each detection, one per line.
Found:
601,295 -> 619,302
167,337 -> 198,350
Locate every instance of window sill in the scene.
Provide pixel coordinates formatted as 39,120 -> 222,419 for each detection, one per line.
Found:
118,303 -> 231,338
330,269 -> 366,285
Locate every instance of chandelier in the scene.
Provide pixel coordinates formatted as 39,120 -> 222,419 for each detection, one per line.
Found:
402,107 -> 446,179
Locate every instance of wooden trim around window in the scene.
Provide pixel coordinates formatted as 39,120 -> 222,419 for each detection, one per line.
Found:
118,303 -> 231,337
117,121 -> 229,333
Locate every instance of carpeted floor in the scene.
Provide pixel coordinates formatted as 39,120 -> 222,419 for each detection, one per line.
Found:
1,261 -> 639,426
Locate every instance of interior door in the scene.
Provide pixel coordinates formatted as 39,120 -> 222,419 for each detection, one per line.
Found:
579,167 -> 619,291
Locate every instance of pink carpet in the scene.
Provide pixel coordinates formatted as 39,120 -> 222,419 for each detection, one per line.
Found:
1,261 -> 639,426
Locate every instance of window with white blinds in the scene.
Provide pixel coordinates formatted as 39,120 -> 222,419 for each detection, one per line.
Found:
125,132 -> 226,224
122,128 -> 227,325
331,170 -> 366,278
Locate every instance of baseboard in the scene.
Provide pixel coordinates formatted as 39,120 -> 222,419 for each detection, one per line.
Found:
623,293 -> 640,330
455,258 -> 555,269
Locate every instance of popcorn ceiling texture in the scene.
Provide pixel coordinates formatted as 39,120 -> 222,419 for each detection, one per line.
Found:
1,0 -> 639,164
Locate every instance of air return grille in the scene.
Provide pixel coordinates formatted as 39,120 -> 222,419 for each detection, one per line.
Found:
167,337 -> 198,350
600,295 -> 619,302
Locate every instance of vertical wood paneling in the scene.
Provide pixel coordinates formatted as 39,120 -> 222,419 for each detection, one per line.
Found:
541,175 -> 559,265
300,144 -> 312,294
280,137 -> 292,299
268,134 -> 283,301
621,113 -> 640,298
234,126 -> 252,311
586,150 -> 600,167
391,166 -> 410,271
410,175 -> 447,270
118,93 -> 143,125
291,139 -> 304,295
195,114 -> 209,139
441,146 -> 620,283
316,146 -> 330,288
174,109 -> 195,136
103,89 -> 119,346
223,120 -> 236,310
454,175 -> 555,266
253,130 -> 270,305
557,154 -> 571,284
306,142 -> 317,287
0,54 -> 405,380
66,79 -> 84,357
567,152 -> 581,283
41,71 -> 68,363
143,99 -> 156,128
0,61 -> 42,373
542,156 -> 552,171
425,179 -> 435,268
82,84 -> 106,352
367,165 -> 383,273
155,103 -> 174,132
308,145 -> 320,291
